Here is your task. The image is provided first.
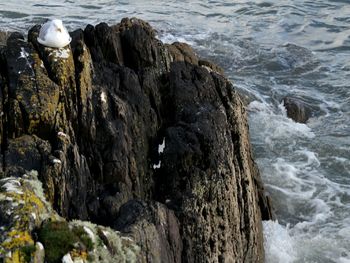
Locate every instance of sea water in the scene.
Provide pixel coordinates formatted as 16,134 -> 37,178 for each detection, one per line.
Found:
1,1 -> 349,262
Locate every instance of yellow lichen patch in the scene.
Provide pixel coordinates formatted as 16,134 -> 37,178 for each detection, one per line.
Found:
4,183 -> 45,231
2,231 -> 33,250
0,174 -> 58,263
22,184 -> 45,211
3,247 -> 35,263
71,249 -> 88,261
0,178 -> 51,262
4,250 -> 21,263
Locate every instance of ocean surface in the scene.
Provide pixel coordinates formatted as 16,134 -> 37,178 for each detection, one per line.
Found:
1,1 -> 349,262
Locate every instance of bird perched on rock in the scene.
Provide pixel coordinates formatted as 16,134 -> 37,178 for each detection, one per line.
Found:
37,19 -> 71,48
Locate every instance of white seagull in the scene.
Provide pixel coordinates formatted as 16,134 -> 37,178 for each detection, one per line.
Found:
37,19 -> 71,48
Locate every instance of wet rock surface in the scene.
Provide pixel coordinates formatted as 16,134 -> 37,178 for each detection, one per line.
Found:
283,97 -> 312,123
0,18 -> 272,262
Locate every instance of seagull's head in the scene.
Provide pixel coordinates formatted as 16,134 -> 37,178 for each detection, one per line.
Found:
52,19 -> 64,33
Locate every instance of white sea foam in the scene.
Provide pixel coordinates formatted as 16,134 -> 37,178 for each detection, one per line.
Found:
263,219 -> 350,262
160,33 -> 194,45
248,100 -> 315,147
263,221 -> 296,263
260,147 -> 350,262
339,258 -> 350,263
250,96 -> 350,262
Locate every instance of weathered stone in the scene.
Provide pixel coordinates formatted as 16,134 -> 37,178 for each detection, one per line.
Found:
166,42 -> 199,65
83,22 -> 124,65
283,97 -> 312,123
116,17 -> 171,72
70,29 -> 95,143
199,59 -> 225,76
115,200 -> 182,263
153,62 -> 267,262
0,17 -> 273,263
4,135 -> 52,177
29,25 -> 79,139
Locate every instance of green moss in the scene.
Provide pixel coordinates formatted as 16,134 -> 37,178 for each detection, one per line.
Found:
87,253 -> 95,262
37,221 -> 78,263
96,237 -> 104,248
72,226 -> 93,251
20,245 -> 36,263
37,221 -> 95,263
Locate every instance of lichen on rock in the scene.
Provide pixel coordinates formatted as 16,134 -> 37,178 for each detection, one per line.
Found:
0,170 -> 57,262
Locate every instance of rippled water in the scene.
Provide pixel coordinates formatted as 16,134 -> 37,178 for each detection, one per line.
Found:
1,1 -> 350,262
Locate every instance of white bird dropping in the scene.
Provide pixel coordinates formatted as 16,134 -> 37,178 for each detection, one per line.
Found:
37,19 -> 71,48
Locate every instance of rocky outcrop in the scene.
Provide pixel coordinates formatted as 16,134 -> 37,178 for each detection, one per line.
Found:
0,17 -> 272,262
283,97 -> 312,123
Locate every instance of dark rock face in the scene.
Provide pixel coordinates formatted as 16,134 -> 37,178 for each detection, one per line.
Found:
115,200 -> 182,263
283,97 -> 312,123
0,17 -> 273,262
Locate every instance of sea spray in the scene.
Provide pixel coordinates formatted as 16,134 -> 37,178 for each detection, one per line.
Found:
263,221 -> 296,263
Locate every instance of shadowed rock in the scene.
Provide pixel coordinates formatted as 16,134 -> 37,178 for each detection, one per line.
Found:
0,17 -> 273,263
115,200 -> 182,263
283,97 -> 312,123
